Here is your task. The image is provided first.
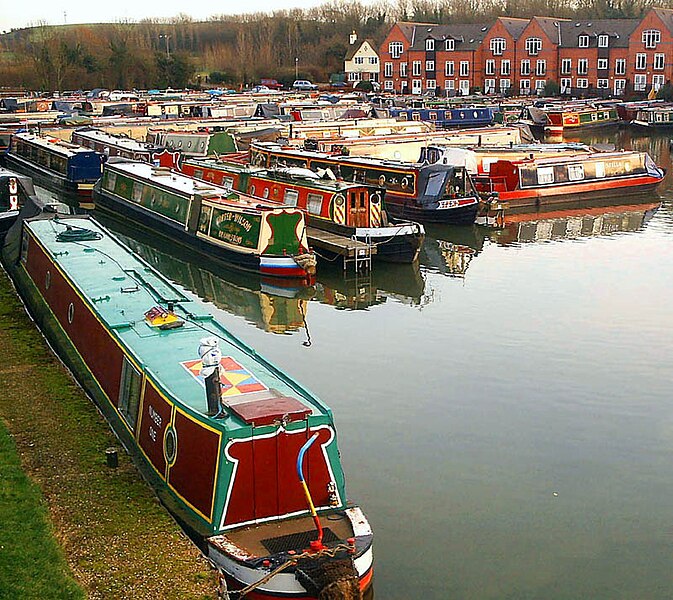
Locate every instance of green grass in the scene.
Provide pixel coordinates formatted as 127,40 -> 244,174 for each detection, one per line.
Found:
0,267 -> 218,598
0,420 -> 84,599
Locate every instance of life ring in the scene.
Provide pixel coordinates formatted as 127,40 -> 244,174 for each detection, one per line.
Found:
401,176 -> 409,189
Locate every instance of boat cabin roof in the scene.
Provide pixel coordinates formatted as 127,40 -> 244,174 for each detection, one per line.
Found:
74,128 -> 156,152
26,216 -> 328,429
14,132 -> 99,158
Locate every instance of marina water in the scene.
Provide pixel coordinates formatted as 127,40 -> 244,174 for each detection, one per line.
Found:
99,130 -> 673,599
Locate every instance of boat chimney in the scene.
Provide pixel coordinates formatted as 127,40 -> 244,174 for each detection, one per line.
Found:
199,337 -> 224,416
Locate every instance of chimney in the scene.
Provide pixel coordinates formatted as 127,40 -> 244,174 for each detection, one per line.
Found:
349,30 -> 357,45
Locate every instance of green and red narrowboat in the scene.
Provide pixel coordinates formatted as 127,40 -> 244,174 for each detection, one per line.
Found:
1,208 -> 373,598
541,104 -> 620,136
474,151 -> 665,209
6,132 -> 103,203
180,157 -> 425,263
93,161 -> 317,282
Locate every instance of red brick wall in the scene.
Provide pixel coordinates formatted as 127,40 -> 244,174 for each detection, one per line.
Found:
628,10 -> 673,92
515,19 -> 560,95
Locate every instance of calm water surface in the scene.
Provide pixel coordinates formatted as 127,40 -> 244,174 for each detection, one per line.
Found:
109,130 -> 673,599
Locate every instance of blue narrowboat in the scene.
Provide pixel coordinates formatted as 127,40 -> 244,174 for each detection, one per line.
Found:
389,106 -> 497,128
6,132 -> 103,203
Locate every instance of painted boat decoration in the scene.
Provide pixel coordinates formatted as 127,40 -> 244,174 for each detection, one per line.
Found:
71,127 -> 160,162
6,131 -> 103,202
1,209 -> 373,598
474,151 -> 665,209
248,142 -> 480,225
93,161 -> 317,282
181,157 -> 425,263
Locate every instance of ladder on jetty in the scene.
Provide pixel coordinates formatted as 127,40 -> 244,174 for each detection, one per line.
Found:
306,227 -> 375,273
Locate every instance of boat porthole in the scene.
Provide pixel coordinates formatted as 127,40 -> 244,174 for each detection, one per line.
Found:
401,177 -> 409,189
378,175 -> 386,186
67,303 -> 74,324
45,270 -> 51,290
187,140 -> 192,149
335,194 -> 345,206
473,111 -> 479,118
371,192 -> 380,205
164,427 -> 177,465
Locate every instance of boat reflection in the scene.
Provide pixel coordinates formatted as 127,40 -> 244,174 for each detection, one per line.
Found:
420,223 -> 486,277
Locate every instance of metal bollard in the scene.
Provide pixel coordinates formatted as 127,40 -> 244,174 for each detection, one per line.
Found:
105,447 -> 118,469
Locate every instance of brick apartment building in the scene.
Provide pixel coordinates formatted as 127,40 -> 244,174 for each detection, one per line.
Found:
378,7 -> 673,96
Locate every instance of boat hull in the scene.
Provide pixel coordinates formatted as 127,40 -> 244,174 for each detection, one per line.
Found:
384,196 -> 479,225
93,186 -> 312,282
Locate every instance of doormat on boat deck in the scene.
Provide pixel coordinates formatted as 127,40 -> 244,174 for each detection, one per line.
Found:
261,528 -> 340,554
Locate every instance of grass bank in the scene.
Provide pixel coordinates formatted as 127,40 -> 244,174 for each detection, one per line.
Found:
0,267 -> 218,599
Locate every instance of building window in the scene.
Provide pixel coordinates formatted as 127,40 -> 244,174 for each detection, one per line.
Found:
389,41 -> 403,58
521,59 -> 530,76
525,37 -> 542,55
561,78 -> 572,93
536,60 -> 546,76
484,78 -> 496,93
351,72 -> 362,82
535,79 -> 546,91
578,58 -> 588,75
490,37 -> 506,55
615,58 -> 626,75
636,53 -> 646,70
485,59 -> 495,75
384,62 -> 393,77
579,35 -> 589,48
634,74 -> 647,91
598,34 -> 609,48
597,79 -> 609,88
384,80 -> 394,90
412,79 -> 422,93
576,78 -> 588,88
561,58 -> 571,75
654,53 -> 665,70
520,79 -> 531,94
499,78 -> 511,91
427,79 -> 436,89
653,74 -> 665,90
614,79 -> 626,94
426,38 -> 435,51
460,61 -> 469,76
400,62 -> 407,76
369,57 -> 378,65
597,58 -> 608,71
445,61 -> 454,76
355,57 -> 364,65
445,39 -> 455,51
412,61 -> 421,76
445,79 -> 455,90
642,29 -> 660,49
501,60 -> 511,76
426,60 -> 435,72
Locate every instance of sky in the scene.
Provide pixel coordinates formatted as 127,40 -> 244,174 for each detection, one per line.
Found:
0,0 -> 334,32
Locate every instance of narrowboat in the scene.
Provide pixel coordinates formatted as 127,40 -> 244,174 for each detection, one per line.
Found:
248,142 -> 480,225
93,161 -> 317,282
0,166 -> 35,237
5,132 -> 103,202
71,127 -> 160,162
181,157 -> 425,263
541,104 -> 620,135
1,208 -> 373,599
146,127 -> 239,157
387,106 -> 498,128
474,151 -> 665,209
631,105 -> 673,129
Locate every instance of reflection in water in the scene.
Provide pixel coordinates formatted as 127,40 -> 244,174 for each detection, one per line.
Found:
420,224 -> 485,277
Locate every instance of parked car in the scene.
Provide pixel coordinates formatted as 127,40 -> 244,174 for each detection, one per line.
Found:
260,78 -> 283,90
249,85 -> 272,94
292,80 -> 318,91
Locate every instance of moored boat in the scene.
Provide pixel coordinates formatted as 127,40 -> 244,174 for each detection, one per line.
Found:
93,161 -> 317,282
0,166 -> 34,237
5,131 -> 103,203
1,207 -> 373,598
540,103 -> 620,135
181,157 -> 425,263
248,142 -> 480,225
474,150 -> 665,210
71,127 -> 160,162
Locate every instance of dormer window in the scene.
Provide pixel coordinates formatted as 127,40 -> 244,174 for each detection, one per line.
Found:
490,37 -> 506,55
598,34 -> 608,47
389,41 -> 403,58
445,38 -> 455,51
578,35 -> 589,48
525,37 -> 542,55
642,29 -> 660,48
426,38 -> 435,51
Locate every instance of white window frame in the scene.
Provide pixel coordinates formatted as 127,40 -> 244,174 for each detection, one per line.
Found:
521,59 -> 531,76
490,37 -> 506,55
412,61 -> 421,76
652,74 -> 665,90
500,78 -> 511,91
384,80 -> 394,90
615,58 -> 626,75
426,38 -> 435,51
614,79 -> 626,95
460,61 -> 469,77
384,62 -> 393,77
355,56 -> 364,65
485,59 -> 495,75
561,78 -> 572,93
578,58 -> 588,75
445,61 -> 454,77
634,74 -> 647,91
597,79 -> 609,89
389,42 -> 403,58
598,34 -> 609,48
576,78 -> 588,88
520,79 -> 531,93
579,35 -> 589,48
597,58 -> 608,71
561,58 -> 571,75
636,53 -> 646,70
535,79 -> 546,91
484,78 -> 496,93
501,60 -> 511,76
642,29 -> 660,49
525,37 -> 542,55
427,79 -> 436,90
425,60 -> 435,72
445,79 -> 455,90
654,53 -> 665,70
445,39 -> 455,51
400,62 -> 407,77
536,60 -> 546,76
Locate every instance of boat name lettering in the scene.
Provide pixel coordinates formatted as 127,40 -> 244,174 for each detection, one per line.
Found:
215,231 -> 243,245
149,404 -> 162,428
219,212 -> 253,232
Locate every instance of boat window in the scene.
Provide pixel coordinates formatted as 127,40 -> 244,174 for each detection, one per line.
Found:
263,187 -> 269,198
223,177 -> 234,190
198,204 -> 212,234
567,164 -> 584,181
537,167 -> 554,185
104,172 -> 117,191
132,181 -> 142,202
118,357 -> 142,430
67,302 -> 75,324
595,162 -> 605,178
425,171 -> 446,197
307,193 -> 323,215
283,189 -> 299,207
193,169 -> 203,180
